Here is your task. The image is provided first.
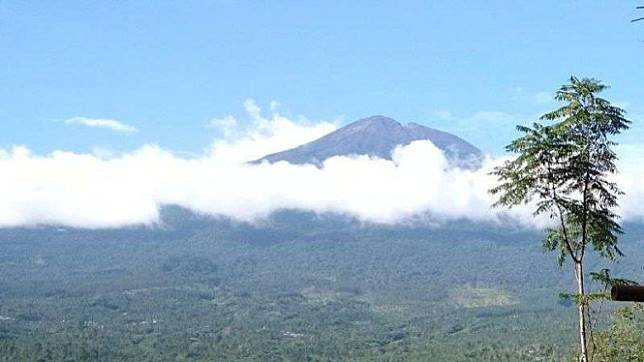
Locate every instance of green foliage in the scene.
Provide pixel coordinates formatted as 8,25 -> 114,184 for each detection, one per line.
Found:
590,268 -> 639,290
491,76 -> 629,264
589,305 -> 644,361
559,269 -> 638,306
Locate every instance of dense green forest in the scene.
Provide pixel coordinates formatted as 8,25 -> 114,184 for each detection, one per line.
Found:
0,208 -> 642,361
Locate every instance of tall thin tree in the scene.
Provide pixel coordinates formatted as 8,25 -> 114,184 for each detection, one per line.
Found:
490,76 -> 630,362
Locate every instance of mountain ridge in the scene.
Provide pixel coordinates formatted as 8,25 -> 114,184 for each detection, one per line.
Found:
253,115 -> 483,168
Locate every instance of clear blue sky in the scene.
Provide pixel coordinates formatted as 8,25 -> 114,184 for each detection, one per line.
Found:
2,1 -> 643,155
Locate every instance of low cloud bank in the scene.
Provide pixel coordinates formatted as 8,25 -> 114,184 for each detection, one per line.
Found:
3,104 -> 643,229
0,141 -> 513,228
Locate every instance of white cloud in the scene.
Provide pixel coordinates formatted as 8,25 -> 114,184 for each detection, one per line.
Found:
206,115 -> 238,136
534,91 -> 553,104
0,140 -> 535,229
207,99 -> 337,164
1,102 -> 642,229
512,87 -> 554,105
243,98 -> 263,122
65,117 -> 137,133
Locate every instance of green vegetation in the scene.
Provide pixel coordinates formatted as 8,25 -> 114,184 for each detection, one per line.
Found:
590,305 -> 644,361
0,208 -> 642,361
449,285 -> 518,309
491,76 -> 631,362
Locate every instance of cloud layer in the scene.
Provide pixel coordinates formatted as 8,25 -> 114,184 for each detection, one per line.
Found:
3,103 -> 643,229
0,141 -> 510,228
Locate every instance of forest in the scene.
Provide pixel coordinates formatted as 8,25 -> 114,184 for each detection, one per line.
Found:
0,207 -> 641,361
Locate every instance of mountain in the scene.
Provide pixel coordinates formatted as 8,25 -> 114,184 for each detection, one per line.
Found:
253,115 -> 483,168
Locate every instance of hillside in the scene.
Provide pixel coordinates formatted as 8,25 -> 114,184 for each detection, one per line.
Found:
0,208 -> 642,361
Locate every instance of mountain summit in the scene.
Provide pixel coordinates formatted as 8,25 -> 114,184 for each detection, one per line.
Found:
254,115 -> 483,168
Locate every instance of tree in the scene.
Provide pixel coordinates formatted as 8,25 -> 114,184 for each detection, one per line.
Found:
490,76 -> 630,362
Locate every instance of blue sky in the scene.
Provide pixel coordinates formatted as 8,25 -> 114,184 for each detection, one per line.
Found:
2,1 -> 644,155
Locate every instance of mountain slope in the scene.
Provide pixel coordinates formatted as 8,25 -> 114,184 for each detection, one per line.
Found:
254,115 -> 483,168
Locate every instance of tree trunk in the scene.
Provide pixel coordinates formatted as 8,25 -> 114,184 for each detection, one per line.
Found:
575,261 -> 589,362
